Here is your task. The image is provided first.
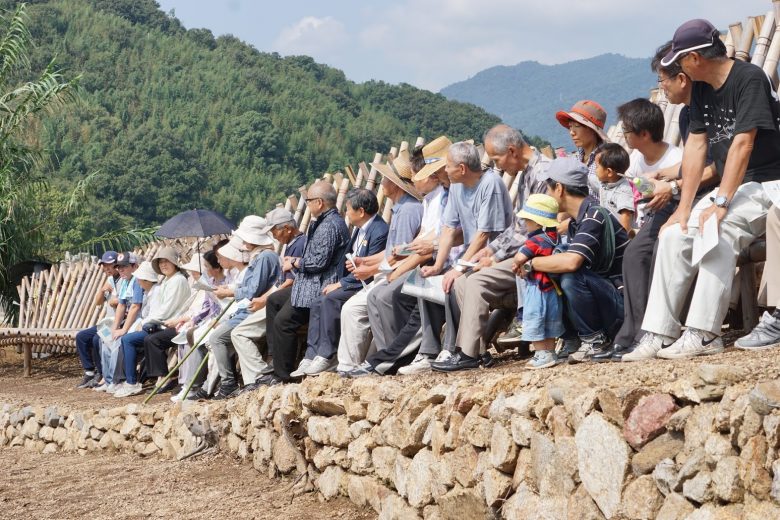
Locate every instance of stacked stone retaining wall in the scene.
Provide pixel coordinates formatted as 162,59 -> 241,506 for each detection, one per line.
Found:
3,364 -> 780,519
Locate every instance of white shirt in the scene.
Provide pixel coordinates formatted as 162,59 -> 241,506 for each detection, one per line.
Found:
354,214 -> 378,255
626,143 -> 683,177
419,185 -> 445,238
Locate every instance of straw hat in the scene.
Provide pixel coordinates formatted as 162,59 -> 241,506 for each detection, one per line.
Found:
152,246 -> 181,275
555,100 -> 610,143
412,136 -> 453,182
516,194 -> 560,229
371,149 -> 422,200
135,261 -> 161,283
234,215 -> 274,246
180,254 -> 207,276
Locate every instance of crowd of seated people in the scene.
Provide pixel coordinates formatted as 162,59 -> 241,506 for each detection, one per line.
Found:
73,19 -> 780,399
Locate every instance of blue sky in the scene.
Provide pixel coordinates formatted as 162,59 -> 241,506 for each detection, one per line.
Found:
157,0 -> 774,91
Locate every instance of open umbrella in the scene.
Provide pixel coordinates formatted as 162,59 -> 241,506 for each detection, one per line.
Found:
155,209 -> 235,239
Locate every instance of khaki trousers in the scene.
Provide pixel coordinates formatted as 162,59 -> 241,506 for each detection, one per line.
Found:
642,183 -> 772,337
760,205 -> 780,308
454,258 -> 518,357
230,307 -> 269,385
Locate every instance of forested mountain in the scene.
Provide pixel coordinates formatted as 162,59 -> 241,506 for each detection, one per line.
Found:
441,54 -> 656,147
6,0 -> 502,251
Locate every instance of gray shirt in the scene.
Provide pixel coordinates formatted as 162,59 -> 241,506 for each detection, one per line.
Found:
443,168 -> 513,245
386,194 -> 423,257
599,178 -> 636,224
488,150 -> 553,261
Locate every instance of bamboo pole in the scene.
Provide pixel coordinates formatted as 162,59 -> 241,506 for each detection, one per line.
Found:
729,22 -> 743,59
52,265 -> 75,328
64,262 -> 91,329
662,99 -> 676,143
414,136 -> 425,149
735,17 -> 756,61
76,265 -> 104,328
335,177 -> 350,214
345,165 -> 358,188
752,11 -> 775,67
724,31 -> 736,59
18,279 -> 27,328
71,262 -> 96,328
41,264 -> 61,328
29,272 -> 44,329
293,185 -> 308,228
364,153 -> 382,191
763,0 -> 780,85
666,104 -> 683,147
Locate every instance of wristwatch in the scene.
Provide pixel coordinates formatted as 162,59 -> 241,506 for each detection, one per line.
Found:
521,260 -> 534,275
669,180 -> 679,196
711,195 -> 730,208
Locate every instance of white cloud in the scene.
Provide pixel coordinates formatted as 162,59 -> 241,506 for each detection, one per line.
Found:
273,16 -> 348,56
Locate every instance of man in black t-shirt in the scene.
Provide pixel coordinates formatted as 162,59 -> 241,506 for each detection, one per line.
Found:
638,19 -> 780,360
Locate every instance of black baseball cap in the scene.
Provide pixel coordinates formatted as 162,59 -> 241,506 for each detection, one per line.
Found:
661,19 -> 719,66
115,252 -> 138,267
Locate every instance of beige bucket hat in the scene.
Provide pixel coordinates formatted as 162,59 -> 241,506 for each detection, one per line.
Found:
152,246 -> 181,275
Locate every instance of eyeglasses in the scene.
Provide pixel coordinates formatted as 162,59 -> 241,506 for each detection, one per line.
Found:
657,76 -> 672,85
305,197 -> 322,204
623,128 -> 635,135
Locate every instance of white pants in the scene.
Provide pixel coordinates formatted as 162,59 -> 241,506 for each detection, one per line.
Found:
336,281 -> 378,372
642,182 -> 771,337
230,307 -> 269,385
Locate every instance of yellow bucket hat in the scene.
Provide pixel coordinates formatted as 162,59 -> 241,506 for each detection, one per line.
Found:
516,194 -> 559,228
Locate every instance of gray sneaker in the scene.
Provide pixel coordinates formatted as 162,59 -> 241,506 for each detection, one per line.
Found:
497,318 -> 523,346
525,350 -> 558,370
736,311 -> 780,350
568,335 -> 610,364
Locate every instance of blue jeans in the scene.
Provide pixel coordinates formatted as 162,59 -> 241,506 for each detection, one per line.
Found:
121,331 -> 148,384
75,326 -> 100,374
100,339 -> 122,385
560,270 -> 624,341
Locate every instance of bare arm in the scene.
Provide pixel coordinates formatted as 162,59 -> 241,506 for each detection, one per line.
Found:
531,252 -> 585,274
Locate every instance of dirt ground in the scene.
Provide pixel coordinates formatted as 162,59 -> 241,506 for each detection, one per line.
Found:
0,449 -> 375,520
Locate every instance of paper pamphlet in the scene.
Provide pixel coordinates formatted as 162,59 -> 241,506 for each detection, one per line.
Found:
763,180 -> 780,208
691,214 -> 719,265
345,253 -> 368,289
457,259 -> 478,269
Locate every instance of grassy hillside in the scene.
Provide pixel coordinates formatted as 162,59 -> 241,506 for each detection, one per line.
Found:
441,54 -> 656,147
6,0 -> 502,250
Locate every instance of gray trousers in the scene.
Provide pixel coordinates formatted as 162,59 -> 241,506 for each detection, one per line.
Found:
418,269 -> 461,357
209,322 -> 238,388
367,272 -> 422,373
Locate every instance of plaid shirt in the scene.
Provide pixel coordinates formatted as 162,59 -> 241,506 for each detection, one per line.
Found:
519,229 -> 559,292
291,208 -> 350,308
488,148 -> 552,261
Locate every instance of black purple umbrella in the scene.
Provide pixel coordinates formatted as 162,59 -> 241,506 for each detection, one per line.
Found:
155,209 -> 235,239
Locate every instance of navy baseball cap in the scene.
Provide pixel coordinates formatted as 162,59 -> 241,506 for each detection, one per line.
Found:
99,251 -> 118,265
661,19 -> 719,66
115,251 -> 138,267
540,156 -> 590,189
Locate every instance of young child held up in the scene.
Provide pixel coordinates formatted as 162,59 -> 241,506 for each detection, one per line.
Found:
594,143 -> 636,236
511,194 -> 565,370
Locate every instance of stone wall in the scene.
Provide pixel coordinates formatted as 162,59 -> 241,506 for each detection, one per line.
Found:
3,364 -> 780,519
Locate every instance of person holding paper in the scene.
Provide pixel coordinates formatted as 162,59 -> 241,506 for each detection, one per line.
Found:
635,19 -> 780,360
335,151 -> 423,377
289,189 -> 388,377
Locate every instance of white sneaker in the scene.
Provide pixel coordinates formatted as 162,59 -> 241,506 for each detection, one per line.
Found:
93,383 -> 108,392
290,358 -> 313,378
105,383 -> 119,394
657,328 -> 724,360
303,356 -> 338,375
622,332 -> 672,362
114,382 -> 143,398
397,354 -> 432,375
170,388 -> 196,403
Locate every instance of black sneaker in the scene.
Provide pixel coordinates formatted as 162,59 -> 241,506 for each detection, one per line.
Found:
431,351 -> 480,372
592,343 -> 629,362
556,338 -> 580,360
237,382 -> 260,395
480,352 -> 496,368
256,374 -> 285,386
211,383 -> 239,400
77,373 -> 96,389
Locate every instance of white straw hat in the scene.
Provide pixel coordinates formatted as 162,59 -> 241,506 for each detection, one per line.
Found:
234,215 -> 274,246
180,254 -> 207,276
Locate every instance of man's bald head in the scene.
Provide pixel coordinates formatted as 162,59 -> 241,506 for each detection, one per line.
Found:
306,180 -> 338,217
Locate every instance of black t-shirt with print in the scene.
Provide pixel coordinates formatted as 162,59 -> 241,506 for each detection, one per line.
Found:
689,60 -> 780,184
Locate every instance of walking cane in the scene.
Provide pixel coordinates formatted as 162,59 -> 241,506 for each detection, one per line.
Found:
143,299 -> 235,404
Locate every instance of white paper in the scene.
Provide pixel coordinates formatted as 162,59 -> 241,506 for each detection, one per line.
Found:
345,253 -> 368,289
457,259 -> 478,269
763,180 -> 780,208
691,214 -> 719,265
401,268 -> 446,305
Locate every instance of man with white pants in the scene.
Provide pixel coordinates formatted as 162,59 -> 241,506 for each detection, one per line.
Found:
336,150 -> 423,376
631,19 -> 780,360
